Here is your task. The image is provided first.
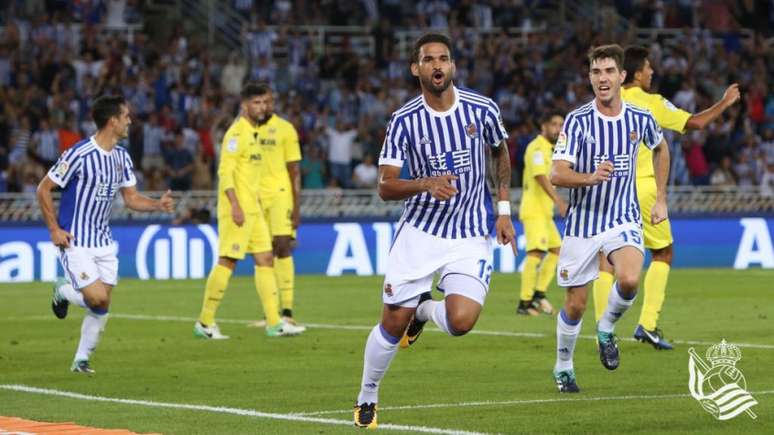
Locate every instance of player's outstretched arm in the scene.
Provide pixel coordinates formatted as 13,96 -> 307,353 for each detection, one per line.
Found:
36,175 -> 74,248
120,187 -> 175,213
551,160 -> 613,188
491,142 -> 516,253
651,138 -> 670,225
685,83 -> 741,130
377,165 -> 458,201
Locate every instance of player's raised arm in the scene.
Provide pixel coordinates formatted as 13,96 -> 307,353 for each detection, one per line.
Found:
120,187 -> 175,212
684,84 -> 741,130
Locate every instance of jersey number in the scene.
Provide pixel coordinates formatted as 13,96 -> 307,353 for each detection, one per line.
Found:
620,230 -> 642,244
478,259 -> 493,284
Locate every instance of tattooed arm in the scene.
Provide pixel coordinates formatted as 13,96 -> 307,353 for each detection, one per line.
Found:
491,142 -> 517,254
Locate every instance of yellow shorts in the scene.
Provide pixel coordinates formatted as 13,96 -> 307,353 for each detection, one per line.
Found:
637,177 -> 673,250
521,216 -> 562,252
217,211 -> 272,259
261,191 -> 294,238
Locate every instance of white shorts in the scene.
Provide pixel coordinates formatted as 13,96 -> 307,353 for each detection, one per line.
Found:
557,222 -> 644,288
382,222 -> 494,307
59,244 -> 119,290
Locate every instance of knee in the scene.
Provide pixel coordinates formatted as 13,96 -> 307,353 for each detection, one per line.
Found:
86,293 -> 110,310
447,312 -> 477,336
564,297 -> 586,318
255,252 -> 274,267
651,245 -> 673,264
273,239 -> 292,258
616,274 -> 640,293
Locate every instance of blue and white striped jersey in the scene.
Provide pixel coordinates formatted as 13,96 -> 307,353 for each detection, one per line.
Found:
379,86 -> 508,239
47,137 -> 137,248
553,100 -> 663,238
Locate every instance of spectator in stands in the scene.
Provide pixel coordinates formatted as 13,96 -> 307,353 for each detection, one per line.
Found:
221,52 -> 247,96
761,161 -> 774,198
30,117 -> 60,168
710,155 -> 737,187
323,116 -> 357,188
164,129 -> 194,191
142,112 -> 165,171
300,145 -> 325,189
58,114 -> 82,152
353,153 -> 378,188
683,131 -> 711,185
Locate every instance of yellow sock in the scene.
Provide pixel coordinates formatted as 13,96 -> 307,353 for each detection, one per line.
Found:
639,261 -> 670,330
535,252 -> 558,293
519,255 -> 541,301
255,266 -> 281,327
275,256 -> 294,312
198,264 -> 232,326
593,271 -> 614,322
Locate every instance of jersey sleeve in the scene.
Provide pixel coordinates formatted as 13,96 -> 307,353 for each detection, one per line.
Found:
642,112 -> 665,150
218,128 -> 241,191
482,101 -> 508,147
378,114 -> 408,167
120,150 -> 137,188
46,147 -> 81,188
651,94 -> 691,133
553,116 -> 582,165
530,144 -> 550,177
283,123 -> 302,163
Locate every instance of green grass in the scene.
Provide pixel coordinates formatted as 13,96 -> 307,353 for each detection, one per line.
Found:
1,269 -> 773,434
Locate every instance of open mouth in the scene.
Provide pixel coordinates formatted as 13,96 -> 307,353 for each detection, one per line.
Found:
432,71 -> 444,84
598,85 -> 610,92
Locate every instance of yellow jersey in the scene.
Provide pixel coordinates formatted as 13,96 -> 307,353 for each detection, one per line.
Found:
257,114 -> 301,199
519,134 -> 555,220
621,86 -> 691,179
217,116 -> 262,216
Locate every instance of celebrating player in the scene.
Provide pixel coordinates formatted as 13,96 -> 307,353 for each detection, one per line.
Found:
517,112 -> 567,316
194,83 -> 304,339
591,45 -> 742,350
550,45 -> 670,392
39,95 -> 175,373
353,33 -> 516,428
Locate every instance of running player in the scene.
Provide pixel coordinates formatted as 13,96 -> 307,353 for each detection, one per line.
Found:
40,95 -> 175,373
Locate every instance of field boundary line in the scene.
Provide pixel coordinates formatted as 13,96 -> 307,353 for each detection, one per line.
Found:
0,384 -> 490,435
107,313 -> 774,350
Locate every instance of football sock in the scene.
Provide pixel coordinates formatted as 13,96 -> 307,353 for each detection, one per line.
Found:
415,298 -> 435,322
598,282 -> 636,334
74,309 -> 108,362
535,252 -> 559,293
428,299 -> 464,336
255,266 -> 281,327
357,324 -> 399,404
639,261 -> 670,330
555,309 -> 582,372
198,264 -> 232,326
519,255 -> 541,302
592,271 -> 614,321
58,280 -> 87,308
275,256 -> 294,312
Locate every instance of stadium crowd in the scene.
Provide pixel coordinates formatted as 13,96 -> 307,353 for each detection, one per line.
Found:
0,0 -> 773,195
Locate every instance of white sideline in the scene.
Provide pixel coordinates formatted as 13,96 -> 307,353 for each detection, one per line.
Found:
0,384 -> 490,435
296,390 -> 774,416
106,313 -> 774,350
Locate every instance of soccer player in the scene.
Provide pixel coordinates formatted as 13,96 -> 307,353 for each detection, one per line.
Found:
194,83 -> 304,339
550,44 -> 670,393
517,112 -> 567,316
591,45 -> 741,350
255,86 -> 305,328
39,95 -> 175,373
353,33 -> 516,428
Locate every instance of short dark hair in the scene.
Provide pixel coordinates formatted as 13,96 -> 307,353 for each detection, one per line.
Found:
241,82 -> 271,100
92,95 -> 127,129
587,44 -> 624,72
623,45 -> 650,84
411,33 -> 453,64
540,111 -> 564,126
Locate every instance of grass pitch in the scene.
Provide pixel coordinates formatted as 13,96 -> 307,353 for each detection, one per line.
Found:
1,269 -> 772,434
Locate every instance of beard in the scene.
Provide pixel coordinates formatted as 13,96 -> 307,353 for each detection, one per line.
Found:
420,73 -> 453,96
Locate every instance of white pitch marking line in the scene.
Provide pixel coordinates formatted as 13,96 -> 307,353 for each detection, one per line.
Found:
107,313 -> 774,350
0,384 -> 491,435
295,390 -> 774,416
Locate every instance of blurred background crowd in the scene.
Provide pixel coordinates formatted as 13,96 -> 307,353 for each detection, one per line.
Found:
1,0 -> 773,197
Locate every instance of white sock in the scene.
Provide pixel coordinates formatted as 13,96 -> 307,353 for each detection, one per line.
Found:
59,281 -> 87,308
555,309 -> 582,372
357,324 -> 399,404
415,298 -> 435,323
428,300 -> 460,336
74,310 -> 109,362
598,282 -> 636,333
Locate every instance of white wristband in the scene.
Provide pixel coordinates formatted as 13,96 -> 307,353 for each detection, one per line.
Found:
497,200 -> 511,216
